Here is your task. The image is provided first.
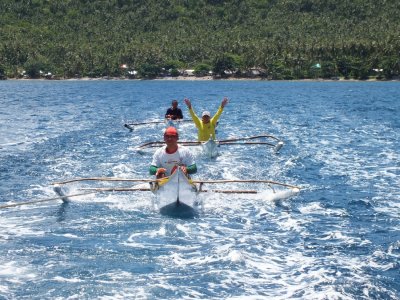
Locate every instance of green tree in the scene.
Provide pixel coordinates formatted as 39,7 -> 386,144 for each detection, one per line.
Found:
1,0 -> 399,79
0,64 -> 6,79
24,59 -> 49,78
212,53 -> 241,77
194,63 -> 212,76
138,63 -> 161,79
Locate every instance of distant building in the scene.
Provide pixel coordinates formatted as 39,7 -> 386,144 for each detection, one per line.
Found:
246,67 -> 266,77
127,70 -> 137,79
182,69 -> 195,76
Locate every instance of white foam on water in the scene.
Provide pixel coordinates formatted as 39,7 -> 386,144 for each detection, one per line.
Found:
110,163 -> 133,175
275,214 -> 304,232
99,289 -> 147,300
104,193 -> 153,212
123,223 -> 200,250
53,276 -> 83,283
298,202 -> 349,217
53,233 -> 81,239
0,215 -> 46,239
0,261 -> 37,289
258,188 -> 300,201
226,249 -> 244,263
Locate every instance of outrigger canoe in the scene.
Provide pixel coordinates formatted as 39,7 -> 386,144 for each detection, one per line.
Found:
1,175 -> 301,215
136,134 -> 284,158
149,168 -> 200,217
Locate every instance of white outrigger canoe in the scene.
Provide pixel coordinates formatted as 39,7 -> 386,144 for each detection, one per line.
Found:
135,134 -> 284,158
150,168 -> 200,217
1,174 -> 300,215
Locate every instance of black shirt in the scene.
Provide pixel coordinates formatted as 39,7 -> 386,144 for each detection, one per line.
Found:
165,107 -> 183,120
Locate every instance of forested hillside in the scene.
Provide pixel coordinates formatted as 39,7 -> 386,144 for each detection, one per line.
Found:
1,0 -> 399,79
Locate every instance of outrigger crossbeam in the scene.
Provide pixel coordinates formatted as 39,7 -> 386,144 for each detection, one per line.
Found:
136,134 -> 284,152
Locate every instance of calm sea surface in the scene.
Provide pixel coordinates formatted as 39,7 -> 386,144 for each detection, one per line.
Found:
0,80 -> 399,299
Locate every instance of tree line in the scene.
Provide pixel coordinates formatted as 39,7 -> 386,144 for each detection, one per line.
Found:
0,0 -> 399,80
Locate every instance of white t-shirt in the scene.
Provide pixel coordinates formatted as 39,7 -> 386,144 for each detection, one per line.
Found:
151,145 -> 196,175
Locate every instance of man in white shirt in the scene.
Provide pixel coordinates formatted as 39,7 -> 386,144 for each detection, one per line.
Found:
149,127 -> 197,178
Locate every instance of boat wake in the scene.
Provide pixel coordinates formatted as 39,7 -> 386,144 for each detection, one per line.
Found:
257,188 -> 300,202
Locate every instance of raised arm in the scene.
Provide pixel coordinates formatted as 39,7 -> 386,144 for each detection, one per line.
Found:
184,98 -> 201,128
211,97 -> 229,124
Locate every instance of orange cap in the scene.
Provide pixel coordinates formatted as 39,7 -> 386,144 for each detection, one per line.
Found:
164,126 -> 178,136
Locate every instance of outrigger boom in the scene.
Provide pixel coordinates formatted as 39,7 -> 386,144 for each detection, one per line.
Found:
0,175 -> 300,210
52,176 -> 300,190
136,134 -> 284,153
124,119 -> 191,130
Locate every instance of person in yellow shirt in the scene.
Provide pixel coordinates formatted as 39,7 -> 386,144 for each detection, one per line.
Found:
184,97 -> 229,141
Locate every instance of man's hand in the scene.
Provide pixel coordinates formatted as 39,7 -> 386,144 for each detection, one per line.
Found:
184,98 -> 192,109
221,97 -> 229,108
180,166 -> 187,174
156,168 -> 166,178
171,165 -> 187,175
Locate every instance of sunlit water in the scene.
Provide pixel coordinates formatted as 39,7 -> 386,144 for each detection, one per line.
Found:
0,80 -> 399,299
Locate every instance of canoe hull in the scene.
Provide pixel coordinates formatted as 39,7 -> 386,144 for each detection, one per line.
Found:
159,201 -> 198,218
152,169 -> 199,217
202,138 -> 219,158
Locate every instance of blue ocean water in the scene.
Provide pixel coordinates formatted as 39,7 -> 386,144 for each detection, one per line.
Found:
0,80 -> 399,299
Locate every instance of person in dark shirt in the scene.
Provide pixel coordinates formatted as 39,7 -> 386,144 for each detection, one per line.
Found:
165,100 -> 183,120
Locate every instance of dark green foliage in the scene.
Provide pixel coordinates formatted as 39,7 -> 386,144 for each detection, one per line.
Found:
0,0 -> 399,79
24,58 -> 49,78
138,63 -> 161,79
170,68 -> 181,77
0,64 -> 6,79
194,63 -> 212,76
213,54 -> 237,77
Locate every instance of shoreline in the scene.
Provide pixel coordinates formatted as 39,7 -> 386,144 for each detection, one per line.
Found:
3,75 -> 399,82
